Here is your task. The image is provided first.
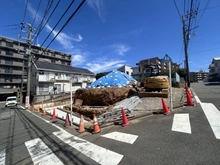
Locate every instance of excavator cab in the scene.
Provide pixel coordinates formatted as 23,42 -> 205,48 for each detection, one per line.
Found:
141,64 -> 169,92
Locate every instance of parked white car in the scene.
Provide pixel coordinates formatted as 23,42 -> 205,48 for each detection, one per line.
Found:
5,96 -> 18,107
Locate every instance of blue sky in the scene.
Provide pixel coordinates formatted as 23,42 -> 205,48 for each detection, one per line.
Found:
0,0 -> 220,73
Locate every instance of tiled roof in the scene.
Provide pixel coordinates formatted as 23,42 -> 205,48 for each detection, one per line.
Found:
34,61 -> 94,75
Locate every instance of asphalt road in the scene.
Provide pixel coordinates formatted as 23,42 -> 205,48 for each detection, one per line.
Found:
191,81 -> 220,109
0,83 -> 220,165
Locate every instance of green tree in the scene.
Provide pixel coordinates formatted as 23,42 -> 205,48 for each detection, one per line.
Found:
95,72 -> 109,79
176,68 -> 187,80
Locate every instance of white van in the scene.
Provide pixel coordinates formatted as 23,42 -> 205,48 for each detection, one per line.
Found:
5,96 -> 18,107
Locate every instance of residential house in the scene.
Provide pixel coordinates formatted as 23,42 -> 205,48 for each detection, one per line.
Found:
208,57 -> 220,81
31,61 -> 96,103
117,65 -> 133,76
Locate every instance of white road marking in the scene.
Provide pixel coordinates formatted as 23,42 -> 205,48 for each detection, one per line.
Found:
53,130 -> 123,165
0,149 -> 5,165
25,138 -> 64,165
194,95 -> 201,104
101,132 -> 138,144
201,103 -> 220,139
172,114 -> 191,134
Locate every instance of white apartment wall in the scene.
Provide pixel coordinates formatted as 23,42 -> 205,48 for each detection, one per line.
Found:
118,65 -> 133,76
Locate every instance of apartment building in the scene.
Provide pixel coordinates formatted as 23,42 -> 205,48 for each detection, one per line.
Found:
134,57 -> 180,81
190,70 -> 208,82
0,36 -> 94,101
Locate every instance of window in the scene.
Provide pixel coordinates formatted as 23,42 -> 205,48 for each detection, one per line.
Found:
5,59 -> 13,65
51,59 -> 55,63
6,50 -> 13,56
5,67 -> 13,73
61,61 -> 65,65
39,84 -> 49,93
6,42 -> 13,47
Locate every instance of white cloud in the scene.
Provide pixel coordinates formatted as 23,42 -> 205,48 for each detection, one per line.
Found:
71,54 -> 86,66
86,58 -> 126,73
87,0 -> 106,22
112,44 -> 131,55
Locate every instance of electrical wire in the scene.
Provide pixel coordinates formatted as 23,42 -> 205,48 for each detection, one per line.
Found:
41,0 -> 86,54
0,24 -> 20,27
0,28 -> 20,31
173,0 -> 182,20
22,0 -> 29,22
32,0 -> 60,45
40,0 -> 76,47
33,0 -> 54,39
197,0 -> 211,24
31,0 -> 42,26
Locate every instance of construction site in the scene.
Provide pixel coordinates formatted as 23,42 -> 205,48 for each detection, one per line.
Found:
29,68 -> 195,133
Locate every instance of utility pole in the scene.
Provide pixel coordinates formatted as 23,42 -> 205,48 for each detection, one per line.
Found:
182,17 -> 190,88
182,0 -> 199,88
20,22 -> 34,105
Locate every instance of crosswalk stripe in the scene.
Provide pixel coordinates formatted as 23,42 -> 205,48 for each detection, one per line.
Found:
0,149 -> 5,165
53,130 -> 123,165
25,138 -> 64,165
201,103 -> 220,139
172,114 -> 191,134
101,131 -> 138,144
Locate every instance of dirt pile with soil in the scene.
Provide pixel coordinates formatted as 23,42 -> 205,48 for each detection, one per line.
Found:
63,87 -> 136,117
74,88 -> 135,106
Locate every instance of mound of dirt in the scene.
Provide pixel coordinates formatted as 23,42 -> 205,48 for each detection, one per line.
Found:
74,88 -> 136,106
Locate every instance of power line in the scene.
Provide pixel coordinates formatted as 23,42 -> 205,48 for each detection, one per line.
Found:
173,0 -> 182,20
197,0 -> 211,24
32,0 -> 61,45
31,0 -> 42,26
41,0 -> 86,54
40,0 -> 76,47
34,0 -> 54,38
22,0 -> 29,22
0,24 -> 20,27
0,28 -> 20,31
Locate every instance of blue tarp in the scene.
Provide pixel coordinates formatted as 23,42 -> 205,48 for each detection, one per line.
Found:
87,70 -> 136,88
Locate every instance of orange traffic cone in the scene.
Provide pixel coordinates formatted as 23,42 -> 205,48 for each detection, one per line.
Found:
64,113 -> 70,127
161,98 -> 170,115
51,109 -> 56,120
41,110 -> 47,116
186,91 -> 194,106
78,115 -> 85,133
121,108 -> 129,126
92,114 -> 100,134
188,89 -> 193,98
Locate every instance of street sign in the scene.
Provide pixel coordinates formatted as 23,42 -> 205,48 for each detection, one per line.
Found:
163,54 -> 173,111
163,54 -> 172,63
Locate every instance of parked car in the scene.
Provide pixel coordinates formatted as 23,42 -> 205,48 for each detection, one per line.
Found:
5,96 -> 17,107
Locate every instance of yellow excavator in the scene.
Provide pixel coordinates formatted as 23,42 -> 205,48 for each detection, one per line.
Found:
140,62 -> 169,92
